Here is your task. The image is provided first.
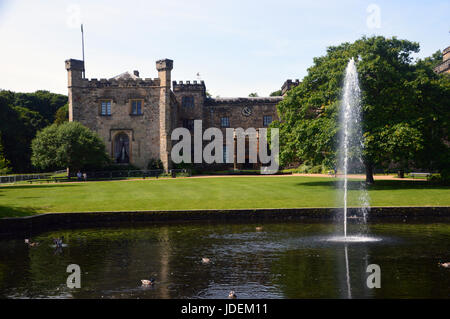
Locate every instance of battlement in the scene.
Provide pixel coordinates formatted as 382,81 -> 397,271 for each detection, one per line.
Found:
156,59 -> 173,71
206,96 -> 283,106
81,77 -> 161,88
65,59 -> 84,71
443,46 -> 450,56
281,79 -> 300,95
172,80 -> 206,92
443,46 -> 450,62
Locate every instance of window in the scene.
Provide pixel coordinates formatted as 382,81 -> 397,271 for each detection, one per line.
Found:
183,119 -> 194,130
100,100 -> 111,116
182,96 -> 195,108
263,115 -> 272,127
131,100 -> 143,115
221,117 -> 230,128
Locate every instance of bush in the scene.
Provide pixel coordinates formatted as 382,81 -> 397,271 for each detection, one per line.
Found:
0,134 -> 11,174
297,163 -> 311,173
309,165 -> 323,174
147,158 -> 163,170
429,169 -> 450,185
0,160 -> 11,175
31,122 -> 109,172
282,162 -> 330,174
172,161 -> 193,170
440,169 -> 450,182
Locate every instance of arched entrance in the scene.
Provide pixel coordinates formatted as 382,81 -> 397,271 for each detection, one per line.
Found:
114,133 -> 130,163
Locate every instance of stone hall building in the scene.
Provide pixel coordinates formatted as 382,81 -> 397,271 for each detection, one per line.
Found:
66,58 -> 298,171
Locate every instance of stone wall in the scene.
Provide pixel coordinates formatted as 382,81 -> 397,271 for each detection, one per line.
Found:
2,206 -> 449,237
205,97 -> 281,131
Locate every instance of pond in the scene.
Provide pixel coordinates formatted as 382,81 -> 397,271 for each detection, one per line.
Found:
0,221 -> 449,298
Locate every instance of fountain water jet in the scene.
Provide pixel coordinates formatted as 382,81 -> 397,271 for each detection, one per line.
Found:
332,58 -> 375,243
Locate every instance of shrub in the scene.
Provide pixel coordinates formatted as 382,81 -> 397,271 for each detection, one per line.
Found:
31,122 -> 109,172
172,160 -> 193,170
0,134 -> 11,174
147,158 -> 163,170
309,165 -> 323,174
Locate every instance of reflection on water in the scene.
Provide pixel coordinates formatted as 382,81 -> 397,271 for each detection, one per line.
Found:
0,222 -> 449,299
344,245 -> 352,299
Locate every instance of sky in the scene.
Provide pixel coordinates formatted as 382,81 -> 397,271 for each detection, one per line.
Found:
0,0 -> 448,97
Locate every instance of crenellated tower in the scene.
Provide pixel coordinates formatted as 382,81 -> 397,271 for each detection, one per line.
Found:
281,79 -> 300,96
65,59 -> 85,122
156,59 -> 174,172
172,80 -> 207,129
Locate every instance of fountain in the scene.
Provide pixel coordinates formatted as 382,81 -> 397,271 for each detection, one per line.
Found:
330,58 -> 379,243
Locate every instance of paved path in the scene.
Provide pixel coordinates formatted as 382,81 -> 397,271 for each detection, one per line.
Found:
291,173 -> 421,181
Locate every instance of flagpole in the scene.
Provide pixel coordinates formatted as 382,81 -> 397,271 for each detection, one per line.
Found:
81,24 -> 85,79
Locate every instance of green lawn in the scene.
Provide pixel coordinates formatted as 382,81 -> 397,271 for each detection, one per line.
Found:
0,176 -> 449,217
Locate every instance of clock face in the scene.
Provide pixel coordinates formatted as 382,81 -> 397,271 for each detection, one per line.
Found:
242,106 -> 252,117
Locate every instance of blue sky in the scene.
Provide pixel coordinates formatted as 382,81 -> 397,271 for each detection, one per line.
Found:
0,0 -> 448,97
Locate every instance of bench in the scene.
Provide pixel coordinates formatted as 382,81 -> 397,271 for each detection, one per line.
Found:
409,172 -> 431,179
27,178 -> 52,184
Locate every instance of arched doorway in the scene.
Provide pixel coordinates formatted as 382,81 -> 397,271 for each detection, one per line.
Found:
114,133 -> 130,163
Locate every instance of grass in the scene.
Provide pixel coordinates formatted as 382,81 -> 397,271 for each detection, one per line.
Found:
0,176 -> 449,217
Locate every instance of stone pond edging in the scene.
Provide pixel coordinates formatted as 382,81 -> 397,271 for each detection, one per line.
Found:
0,206 -> 449,236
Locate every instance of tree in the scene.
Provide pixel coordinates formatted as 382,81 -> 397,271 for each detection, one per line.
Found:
0,90 -> 68,172
31,122 -> 110,173
54,104 -> 69,125
0,96 -> 48,172
270,90 -> 282,96
0,90 -> 67,123
0,133 -> 11,174
274,36 -> 449,183
379,123 -> 423,177
408,53 -> 450,175
0,95 -> 21,171
248,92 -> 259,97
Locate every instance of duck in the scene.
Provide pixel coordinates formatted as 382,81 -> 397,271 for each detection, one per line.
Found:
438,262 -> 450,268
24,239 -> 39,247
202,257 -> 211,264
141,278 -> 155,286
53,236 -> 64,248
228,290 -> 237,299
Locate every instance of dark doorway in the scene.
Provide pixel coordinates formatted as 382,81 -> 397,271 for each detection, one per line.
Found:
114,133 -> 130,163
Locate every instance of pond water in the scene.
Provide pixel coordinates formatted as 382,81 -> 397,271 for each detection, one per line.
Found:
0,221 -> 449,299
